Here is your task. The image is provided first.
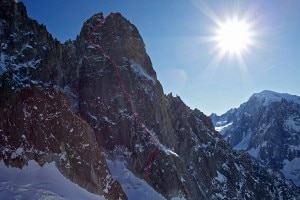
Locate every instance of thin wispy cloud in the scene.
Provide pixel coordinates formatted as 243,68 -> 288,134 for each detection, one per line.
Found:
263,65 -> 277,72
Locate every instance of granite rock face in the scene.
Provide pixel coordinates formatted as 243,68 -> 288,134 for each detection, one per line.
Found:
1,0 -> 300,199
0,86 -> 126,199
0,0 -> 125,199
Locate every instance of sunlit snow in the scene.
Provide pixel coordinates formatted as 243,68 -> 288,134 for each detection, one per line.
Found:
215,171 -> 227,183
0,160 -> 104,200
106,158 -> 166,200
215,122 -> 233,134
252,90 -> 300,106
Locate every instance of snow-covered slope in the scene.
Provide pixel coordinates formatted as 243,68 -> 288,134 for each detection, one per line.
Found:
0,160 -> 105,200
252,90 -> 300,106
106,158 -> 166,200
211,90 -> 300,186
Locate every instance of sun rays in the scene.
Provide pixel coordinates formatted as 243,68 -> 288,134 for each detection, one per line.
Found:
189,1 -> 262,89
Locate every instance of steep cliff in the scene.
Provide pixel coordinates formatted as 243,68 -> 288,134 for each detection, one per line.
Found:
0,0 -> 125,199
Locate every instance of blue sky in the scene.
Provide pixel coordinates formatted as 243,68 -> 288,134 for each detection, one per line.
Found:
21,0 -> 300,115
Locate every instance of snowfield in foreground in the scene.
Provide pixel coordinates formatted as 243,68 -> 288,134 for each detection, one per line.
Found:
106,158 -> 186,200
0,160 -> 104,200
106,158 -> 166,200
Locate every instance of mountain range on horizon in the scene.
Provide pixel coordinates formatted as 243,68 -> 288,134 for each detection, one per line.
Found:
1,0 -> 300,199
211,90 -> 300,187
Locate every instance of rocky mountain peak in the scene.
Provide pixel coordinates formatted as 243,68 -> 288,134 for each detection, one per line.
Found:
0,0 -> 28,23
250,90 -> 300,106
77,12 -> 156,78
212,90 -> 300,186
0,0 -> 59,92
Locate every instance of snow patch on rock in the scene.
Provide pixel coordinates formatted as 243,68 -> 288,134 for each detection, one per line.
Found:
234,129 -> 252,150
281,157 -> 300,186
215,122 -> 233,135
106,158 -> 166,200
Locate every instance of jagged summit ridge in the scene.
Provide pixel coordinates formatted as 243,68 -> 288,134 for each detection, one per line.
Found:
78,12 -> 156,78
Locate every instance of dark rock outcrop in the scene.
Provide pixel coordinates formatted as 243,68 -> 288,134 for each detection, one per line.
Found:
0,0 -> 126,199
0,86 -> 126,199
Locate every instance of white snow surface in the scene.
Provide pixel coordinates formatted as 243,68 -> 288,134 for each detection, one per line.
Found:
215,122 -> 233,135
281,157 -> 300,186
215,171 -> 227,183
140,123 -> 179,157
252,90 -> 300,106
284,116 -> 300,132
130,61 -> 155,84
234,130 -> 252,150
0,160 -> 105,200
106,158 -> 166,200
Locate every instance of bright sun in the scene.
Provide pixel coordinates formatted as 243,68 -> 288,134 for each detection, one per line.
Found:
215,19 -> 253,55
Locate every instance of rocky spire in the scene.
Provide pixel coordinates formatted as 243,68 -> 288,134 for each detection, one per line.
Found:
78,12 -> 157,78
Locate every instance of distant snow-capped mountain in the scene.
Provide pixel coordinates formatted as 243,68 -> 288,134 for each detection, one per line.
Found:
211,90 -> 300,186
